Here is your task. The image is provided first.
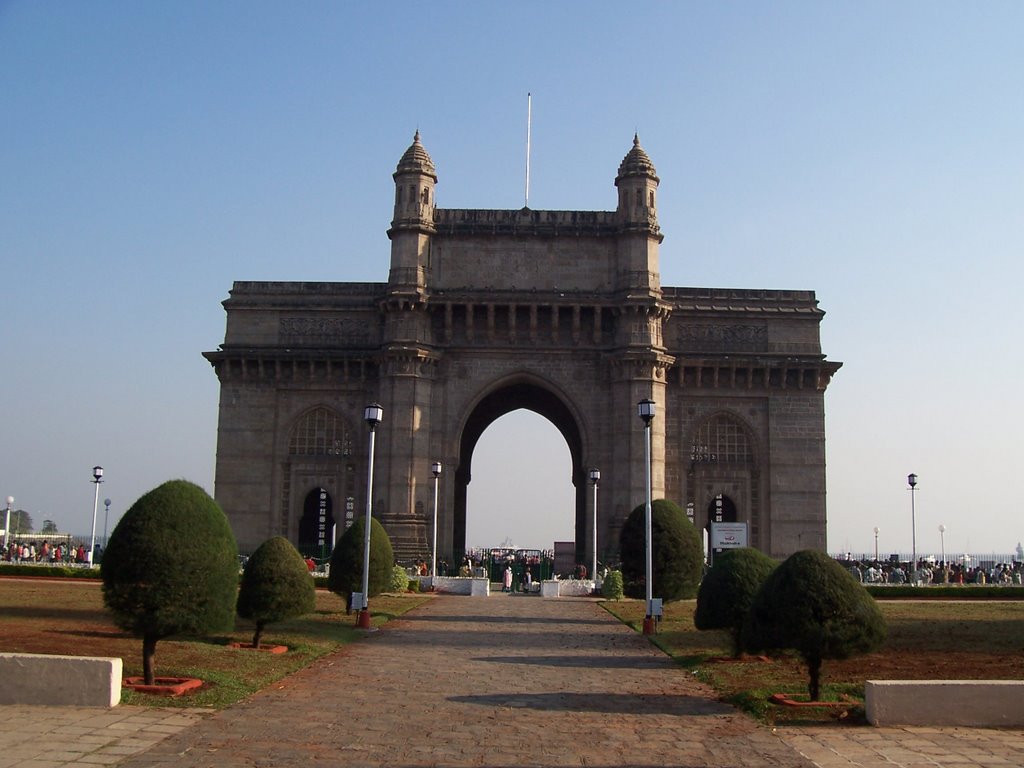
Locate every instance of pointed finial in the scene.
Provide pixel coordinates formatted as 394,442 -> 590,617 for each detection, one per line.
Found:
414,129 -> 421,143
633,132 -> 640,146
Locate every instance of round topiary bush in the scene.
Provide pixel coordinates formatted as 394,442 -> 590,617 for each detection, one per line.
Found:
619,499 -> 703,601
601,569 -> 624,600
102,479 -> 239,685
694,547 -> 777,656
327,516 -> 394,609
390,564 -> 410,592
237,536 -> 316,648
741,549 -> 888,701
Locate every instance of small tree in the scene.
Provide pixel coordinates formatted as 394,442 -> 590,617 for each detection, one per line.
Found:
619,499 -> 703,601
327,517 -> 394,609
601,569 -> 624,600
741,549 -> 887,701
237,537 -> 316,648
694,547 -> 777,656
102,480 -> 238,685
390,564 -> 410,592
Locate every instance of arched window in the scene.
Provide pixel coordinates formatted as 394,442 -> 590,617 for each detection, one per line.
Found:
289,407 -> 352,457
690,413 -> 753,465
299,487 -> 335,554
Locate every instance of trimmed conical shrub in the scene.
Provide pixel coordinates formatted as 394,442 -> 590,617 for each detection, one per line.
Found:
742,549 -> 887,700
694,547 -> 777,656
237,536 -> 316,648
619,499 -> 703,601
102,480 -> 238,684
327,517 -> 393,609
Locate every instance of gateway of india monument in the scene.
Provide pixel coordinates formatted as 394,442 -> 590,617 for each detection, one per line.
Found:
204,132 -> 841,566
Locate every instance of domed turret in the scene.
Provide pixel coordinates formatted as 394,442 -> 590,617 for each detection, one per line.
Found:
616,133 -> 659,182
615,134 -> 660,232
391,131 -> 437,233
396,130 -> 437,178
388,132 -> 437,295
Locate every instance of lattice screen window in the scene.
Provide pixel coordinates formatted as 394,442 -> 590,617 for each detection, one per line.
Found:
288,407 -> 352,456
691,414 -> 752,464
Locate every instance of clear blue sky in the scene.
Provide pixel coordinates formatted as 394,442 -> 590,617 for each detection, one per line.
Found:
2,2 -> 1021,557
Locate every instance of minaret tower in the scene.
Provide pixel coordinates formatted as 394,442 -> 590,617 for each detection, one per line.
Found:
614,134 -> 663,297
377,132 -> 440,560
611,135 -> 674,526
387,130 -> 437,298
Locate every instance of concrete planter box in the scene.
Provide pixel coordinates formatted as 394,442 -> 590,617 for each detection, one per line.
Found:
866,680 -> 1024,727
0,653 -> 122,707
430,576 -> 490,596
540,580 -> 596,598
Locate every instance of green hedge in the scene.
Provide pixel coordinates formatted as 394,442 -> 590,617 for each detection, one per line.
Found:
866,584 -> 1024,600
0,564 -> 100,579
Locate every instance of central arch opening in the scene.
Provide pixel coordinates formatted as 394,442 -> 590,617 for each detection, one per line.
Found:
466,410 -> 574,550
453,381 -> 586,568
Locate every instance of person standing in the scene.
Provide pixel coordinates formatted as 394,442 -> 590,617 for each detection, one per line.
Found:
502,565 -> 512,593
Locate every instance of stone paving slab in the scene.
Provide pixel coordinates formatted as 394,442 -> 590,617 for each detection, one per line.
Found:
1,594 -> 1022,767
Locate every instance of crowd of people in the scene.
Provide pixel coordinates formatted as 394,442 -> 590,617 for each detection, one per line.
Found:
845,558 -> 1023,585
2,540 -> 94,564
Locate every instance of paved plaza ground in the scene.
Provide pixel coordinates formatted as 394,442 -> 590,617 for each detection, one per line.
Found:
1,594 -> 1021,767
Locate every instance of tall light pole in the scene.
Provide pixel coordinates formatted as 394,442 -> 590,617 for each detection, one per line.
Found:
357,404 -> 382,629
938,524 -> 947,582
873,526 -> 879,562
3,496 -> 13,551
103,498 -> 111,548
907,473 -> 918,585
431,461 -> 442,581
589,468 -> 600,583
89,467 -> 103,566
637,398 -> 656,635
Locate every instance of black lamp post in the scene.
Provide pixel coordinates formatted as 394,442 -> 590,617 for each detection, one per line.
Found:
589,468 -> 600,583
637,399 -> 656,635
907,473 -> 918,585
3,496 -> 13,550
357,404 -> 382,629
431,461 -> 442,581
89,466 -> 103,566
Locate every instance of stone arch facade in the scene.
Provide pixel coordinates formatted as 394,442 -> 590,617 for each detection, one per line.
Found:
206,133 -> 841,562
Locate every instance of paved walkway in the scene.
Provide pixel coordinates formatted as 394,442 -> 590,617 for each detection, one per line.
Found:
1,595 -> 1022,767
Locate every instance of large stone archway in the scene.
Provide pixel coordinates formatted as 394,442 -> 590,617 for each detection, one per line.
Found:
452,378 -> 586,566
205,133 -> 841,563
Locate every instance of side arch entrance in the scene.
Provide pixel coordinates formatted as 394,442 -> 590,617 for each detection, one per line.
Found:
452,381 -> 586,567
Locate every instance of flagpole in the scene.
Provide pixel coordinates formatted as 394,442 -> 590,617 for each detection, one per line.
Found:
525,92 -> 532,208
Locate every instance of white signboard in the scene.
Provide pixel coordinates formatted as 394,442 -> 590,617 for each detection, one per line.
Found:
710,522 -> 748,550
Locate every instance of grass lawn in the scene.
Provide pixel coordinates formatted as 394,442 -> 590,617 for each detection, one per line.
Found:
600,597 -> 1024,724
0,578 -> 429,708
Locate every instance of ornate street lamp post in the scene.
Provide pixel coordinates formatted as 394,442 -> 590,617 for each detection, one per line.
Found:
431,461 -> 442,582
637,399 -> 656,635
357,404 -> 382,629
89,467 -> 103,566
589,468 -> 600,584
907,473 -> 918,585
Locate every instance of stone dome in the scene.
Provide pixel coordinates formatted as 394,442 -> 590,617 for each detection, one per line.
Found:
616,134 -> 659,182
396,130 -> 436,178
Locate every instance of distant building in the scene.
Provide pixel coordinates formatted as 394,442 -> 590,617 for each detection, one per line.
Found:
205,133 -> 841,564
